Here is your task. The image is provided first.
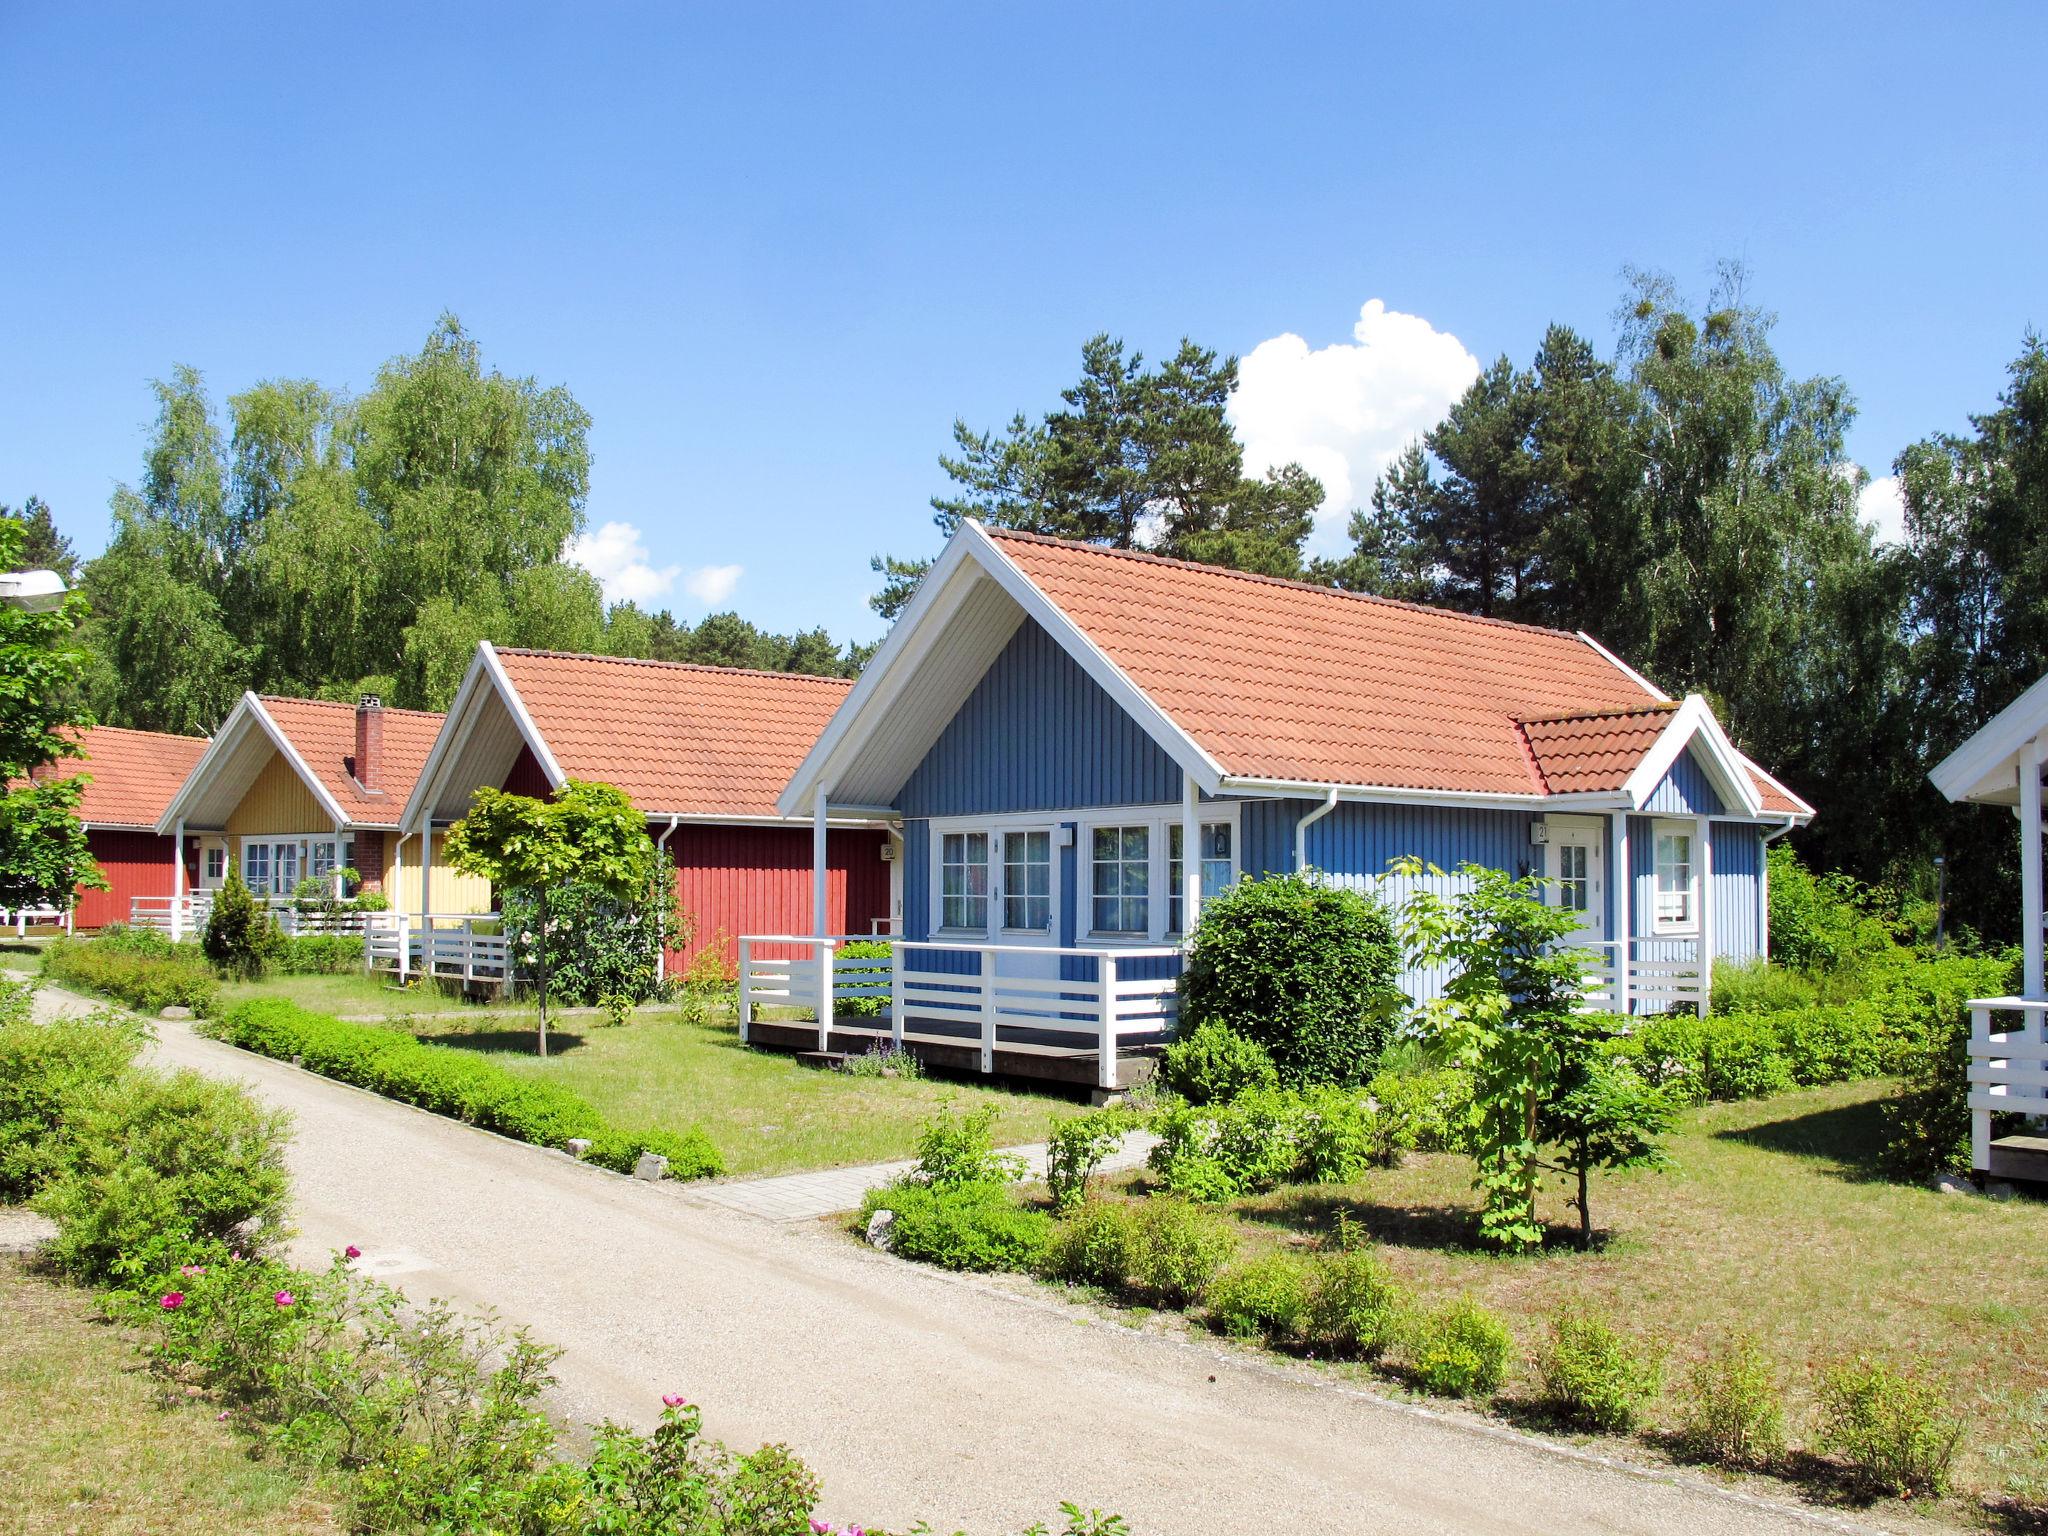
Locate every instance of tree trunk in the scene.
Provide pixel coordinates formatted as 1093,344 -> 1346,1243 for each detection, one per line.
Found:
1577,1152 -> 1592,1250
536,885 -> 550,1060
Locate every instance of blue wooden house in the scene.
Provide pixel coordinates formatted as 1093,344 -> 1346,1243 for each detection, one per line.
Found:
746,523 -> 1814,1087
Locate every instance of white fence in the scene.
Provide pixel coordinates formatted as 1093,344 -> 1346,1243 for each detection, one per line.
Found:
363,913 -> 510,985
2,905 -> 72,936
1968,997 -> 2048,1171
131,893 -> 383,939
1577,937 -> 1707,1017
738,935 -> 1181,1089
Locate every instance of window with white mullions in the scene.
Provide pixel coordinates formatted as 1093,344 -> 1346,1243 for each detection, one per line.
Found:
1654,827 -> 1695,931
1091,825 -> 1150,934
1556,842 -> 1589,913
1168,821 -> 1233,933
940,831 -> 989,930
243,842 -> 270,893
1001,829 -> 1051,932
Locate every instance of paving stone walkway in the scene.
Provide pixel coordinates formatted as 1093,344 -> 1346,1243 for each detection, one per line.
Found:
687,1130 -> 1160,1222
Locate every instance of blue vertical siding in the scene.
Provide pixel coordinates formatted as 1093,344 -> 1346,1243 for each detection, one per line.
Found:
901,819 -> 931,942
897,619 -> 1182,818
1642,746 -> 1725,816
1711,821 -> 1763,961
1239,797 -> 1298,881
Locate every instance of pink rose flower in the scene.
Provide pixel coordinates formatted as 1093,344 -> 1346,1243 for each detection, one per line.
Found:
160,1292 -> 185,1310
344,1244 -> 362,1260
662,1393 -> 689,1408
179,1264 -> 206,1278
273,1291 -> 295,1308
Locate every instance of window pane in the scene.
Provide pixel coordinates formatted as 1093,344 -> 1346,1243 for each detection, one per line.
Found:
941,831 -> 989,929
1092,825 -> 1149,933
1003,829 -> 1051,930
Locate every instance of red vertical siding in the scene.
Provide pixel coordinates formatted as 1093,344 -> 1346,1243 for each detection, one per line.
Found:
75,829 -> 180,929
664,825 -> 891,977
502,745 -> 553,798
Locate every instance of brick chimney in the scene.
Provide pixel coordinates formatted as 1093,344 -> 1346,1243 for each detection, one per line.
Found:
354,695 -> 384,791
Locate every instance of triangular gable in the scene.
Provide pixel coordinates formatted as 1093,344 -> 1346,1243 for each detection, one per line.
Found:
404,643 -> 564,828
1930,670 -> 2048,806
1619,695 -> 1765,819
158,693 -> 353,832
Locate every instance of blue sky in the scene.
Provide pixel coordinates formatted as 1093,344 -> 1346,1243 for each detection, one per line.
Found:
3,2 -> 2042,645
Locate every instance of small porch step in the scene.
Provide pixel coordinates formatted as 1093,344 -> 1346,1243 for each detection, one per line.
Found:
795,1050 -> 849,1071
1987,1135 -> 2048,1185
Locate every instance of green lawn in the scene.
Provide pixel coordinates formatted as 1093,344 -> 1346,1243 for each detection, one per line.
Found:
0,1255 -> 340,1535
1173,1079 -> 2048,1497
217,969 -> 544,1018
400,1008 -> 1089,1178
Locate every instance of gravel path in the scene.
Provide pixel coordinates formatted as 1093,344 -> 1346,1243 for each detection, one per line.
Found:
22,978 -> 1918,1536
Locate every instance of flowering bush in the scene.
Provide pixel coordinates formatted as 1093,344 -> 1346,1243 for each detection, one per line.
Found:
497,853 -> 680,1007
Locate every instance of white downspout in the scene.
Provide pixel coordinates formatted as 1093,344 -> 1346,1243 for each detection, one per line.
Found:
654,814 -> 679,987
1295,788 -> 1340,875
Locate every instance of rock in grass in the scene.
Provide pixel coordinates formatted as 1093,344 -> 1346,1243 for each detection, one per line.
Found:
1932,1173 -> 1975,1196
633,1152 -> 669,1182
159,1005 -> 193,1020
865,1209 -> 897,1252
566,1137 -> 593,1159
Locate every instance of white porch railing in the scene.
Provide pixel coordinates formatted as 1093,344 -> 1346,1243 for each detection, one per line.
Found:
131,893 -> 383,938
2,905 -> 72,936
1576,937 -> 1707,1016
737,935 -> 1181,1090
1968,997 -> 2048,1173
364,913 -> 510,985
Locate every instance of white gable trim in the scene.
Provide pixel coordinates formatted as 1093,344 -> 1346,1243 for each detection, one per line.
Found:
1576,631 -> 1672,704
400,642 -> 565,833
777,524 -> 1226,817
1620,695 -> 1764,819
156,692 -> 353,833
1929,670 -> 2048,805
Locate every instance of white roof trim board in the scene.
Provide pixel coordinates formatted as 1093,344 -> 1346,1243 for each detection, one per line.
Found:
156,692 -> 354,833
1620,694 -> 1767,819
1929,671 -> 2048,806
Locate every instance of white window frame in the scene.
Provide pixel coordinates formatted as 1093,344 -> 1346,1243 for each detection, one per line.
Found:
1078,802 -> 1242,945
238,833 -> 352,899
1167,818 -> 1236,938
203,845 -> 226,883
1652,819 -> 1698,935
927,812 -> 1069,942
1089,822 -> 1153,938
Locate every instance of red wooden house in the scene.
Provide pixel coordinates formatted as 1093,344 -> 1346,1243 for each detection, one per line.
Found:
36,725 -> 208,928
402,644 -> 895,976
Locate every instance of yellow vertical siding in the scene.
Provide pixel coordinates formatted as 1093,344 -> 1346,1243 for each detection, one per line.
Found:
380,829 -> 493,918
224,752 -> 333,837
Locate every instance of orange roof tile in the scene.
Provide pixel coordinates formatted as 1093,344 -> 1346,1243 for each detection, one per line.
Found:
1518,706 -> 1677,794
260,697 -> 445,826
987,530 -> 1664,795
36,725 -> 208,829
495,650 -> 856,819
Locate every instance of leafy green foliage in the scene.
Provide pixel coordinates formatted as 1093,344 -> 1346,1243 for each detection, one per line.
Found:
1534,1308 -> 1663,1433
833,938 -> 893,1018
201,868 -> 276,980
43,933 -> 221,1015
1537,1055 -> 1677,1247
1708,957 -> 1818,1015
1041,1198 -> 1238,1306
1158,1019 -> 1277,1105
269,933 -> 365,975
498,852 -> 677,1008
201,999 -> 722,1180
1405,1298 -> 1513,1399
1766,846 -> 1897,977
1148,1081 -> 1447,1201
1176,872 -> 1402,1088
1045,1106 -> 1134,1214
1676,1336 -> 1787,1470
35,1067 -> 292,1284
908,1101 -> 1026,1188
0,996 -> 146,1201
1203,1252 -> 1314,1341
857,1180 -> 1051,1273
1299,1248 -> 1407,1361
1817,1358 -> 1964,1498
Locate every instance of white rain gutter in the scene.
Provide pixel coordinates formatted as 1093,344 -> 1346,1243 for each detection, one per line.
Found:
1295,788 -> 1341,874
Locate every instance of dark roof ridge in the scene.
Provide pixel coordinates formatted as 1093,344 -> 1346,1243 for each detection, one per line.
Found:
258,694 -> 446,721
1516,702 -> 1680,728
495,647 -> 855,689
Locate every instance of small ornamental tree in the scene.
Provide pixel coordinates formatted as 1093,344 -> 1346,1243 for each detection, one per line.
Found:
1539,1054 -> 1675,1248
1176,872 -> 1402,1086
203,867 -> 275,979
443,780 -> 654,1057
0,515 -> 105,915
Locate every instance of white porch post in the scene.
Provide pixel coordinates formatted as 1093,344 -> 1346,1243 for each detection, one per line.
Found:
813,791 -> 833,1050
1696,815 -> 1714,1017
170,817 -> 186,942
1610,812 -> 1630,1016
391,830 -> 409,981
420,820 -> 433,977
1180,770 -> 1201,943
332,820 -> 347,900
2021,735 -> 2044,999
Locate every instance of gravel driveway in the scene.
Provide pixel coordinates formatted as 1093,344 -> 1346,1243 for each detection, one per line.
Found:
28,979 -> 1914,1536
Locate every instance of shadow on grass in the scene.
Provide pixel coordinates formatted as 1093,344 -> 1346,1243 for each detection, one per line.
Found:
1235,1187 -> 1614,1258
413,1027 -> 589,1059
1712,1095 -> 1891,1182
1985,1496 -> 2048,1534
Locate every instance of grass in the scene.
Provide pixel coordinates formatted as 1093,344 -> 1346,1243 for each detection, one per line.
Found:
1185,1079 -> 2048,1497
216,969 -> 543,1018
393,1008 -> 1090,1178
0,1255 -> 339,1535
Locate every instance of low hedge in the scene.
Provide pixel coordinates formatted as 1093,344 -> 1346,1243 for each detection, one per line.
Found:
201,999 -> 722,1180
42,936 -> 220,1017
271,934 -> 365,975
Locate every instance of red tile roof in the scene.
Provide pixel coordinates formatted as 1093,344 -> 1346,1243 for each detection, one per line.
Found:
1519,706 -> 1677,794
260,697 -> 445,827
494,650 -> 856,819
36,725 -> 208,829
988,530 -> 1663,795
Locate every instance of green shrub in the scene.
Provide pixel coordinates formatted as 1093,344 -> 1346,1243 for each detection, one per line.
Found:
35,1066 -> 292,1283
1816,1358 -> 1963,1497
498,856 -> 677,1007
1710,957 -> 1818,1015
1407,1298 -> 1513,1399
1204,1251 -> 1314,1340
202,868 -> 276,980
1177,872 -> 1402,1087
1160,1020 -> 1278,1105
1300,1248 -> 1406,1360
1875,949 -> 2019,1177
1676,1336 -> 1787,1469
42,935 -> 221,1016
1045,1107 -> 1133,1214
201,999 -> 723,1180
835,939 -> 893,1019
858,1179 -> 1051,1272
1148,1088 -> 1304,1200
1534,1307 -> 1662,1433
1766,845 -> 1898,977
270,933 -> 365,975
1363,1064 -> 1473,1154
0,1004 -> 147,1201
1042,1197 -> 1237,1306
910,1101 -> 1025,1187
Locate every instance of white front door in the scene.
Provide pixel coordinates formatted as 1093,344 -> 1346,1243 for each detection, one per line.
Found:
1547,821 -> 1607,945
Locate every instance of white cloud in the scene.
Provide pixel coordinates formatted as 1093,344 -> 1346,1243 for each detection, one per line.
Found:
1230,299 -> 1482,556
683,563 -> 744,606
1857,473 -> 1907,547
